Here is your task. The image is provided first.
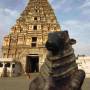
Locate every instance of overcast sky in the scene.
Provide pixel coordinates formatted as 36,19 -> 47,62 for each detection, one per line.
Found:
0,0 -> 90,56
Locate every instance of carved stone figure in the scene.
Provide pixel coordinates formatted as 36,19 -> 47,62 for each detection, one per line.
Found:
29,31 -> 85,90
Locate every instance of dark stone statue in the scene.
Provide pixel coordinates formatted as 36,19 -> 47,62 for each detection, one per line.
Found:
29,31 -> 85,90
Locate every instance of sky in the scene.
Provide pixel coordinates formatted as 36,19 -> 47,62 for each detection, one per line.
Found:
0,0 -> 90,56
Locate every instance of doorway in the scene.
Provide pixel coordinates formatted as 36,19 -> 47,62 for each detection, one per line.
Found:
26,55 -> 39,73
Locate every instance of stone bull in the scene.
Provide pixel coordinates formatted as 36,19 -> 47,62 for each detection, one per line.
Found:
29,31 -> 85,90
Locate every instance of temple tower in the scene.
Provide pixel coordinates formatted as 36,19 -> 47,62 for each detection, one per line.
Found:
2,0 -> 61,73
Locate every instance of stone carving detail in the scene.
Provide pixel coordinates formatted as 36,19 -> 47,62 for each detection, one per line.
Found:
2,0 -> 61,71
29,31 -> 85,90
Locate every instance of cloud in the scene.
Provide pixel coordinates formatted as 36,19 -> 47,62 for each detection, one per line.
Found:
77,0 -> 90,17
82,8 -> 90,15
74,43 -> 90,56
61,19 -> 90,55
49,0 -> 68,10
49,0 -> 54,3
62,20 -> 90,30
0,8 -> 19,31
80,0 -> 90,8
0,0 -> 27,11
61,19 -> 90,38
0,8 -> 19,17
49,0 -> 85,12
0,8 -> 20,47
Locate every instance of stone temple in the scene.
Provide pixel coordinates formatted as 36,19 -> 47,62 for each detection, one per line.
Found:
2,0 -> 61,73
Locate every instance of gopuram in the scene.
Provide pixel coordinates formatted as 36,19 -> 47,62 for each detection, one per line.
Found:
2,0 -> 61,73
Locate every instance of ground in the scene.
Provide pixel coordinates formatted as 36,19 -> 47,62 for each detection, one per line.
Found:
0,73 -> 89,90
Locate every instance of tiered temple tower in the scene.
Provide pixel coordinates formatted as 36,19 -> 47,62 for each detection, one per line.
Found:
2,0 -> 61,73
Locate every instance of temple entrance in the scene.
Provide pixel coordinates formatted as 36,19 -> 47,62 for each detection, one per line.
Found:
26,55 -> 39,73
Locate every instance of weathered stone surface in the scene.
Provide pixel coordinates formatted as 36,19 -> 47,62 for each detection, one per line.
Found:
2,0 -> 61,72
29,31 -> 85,90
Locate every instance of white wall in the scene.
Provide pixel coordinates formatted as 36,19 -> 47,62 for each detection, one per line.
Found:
76,56 -> 90,78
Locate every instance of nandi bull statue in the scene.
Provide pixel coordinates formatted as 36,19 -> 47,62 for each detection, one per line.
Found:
29,31 -> 85,90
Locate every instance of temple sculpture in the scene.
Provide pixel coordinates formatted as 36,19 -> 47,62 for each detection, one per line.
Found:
2,0 -> 61,73
29,31 -> 85,90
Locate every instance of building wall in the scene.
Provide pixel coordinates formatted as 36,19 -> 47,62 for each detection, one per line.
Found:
2,0 -> 61,73
0,49 -> 2,58
18,48 -> 47,72
76,56 -> 90,78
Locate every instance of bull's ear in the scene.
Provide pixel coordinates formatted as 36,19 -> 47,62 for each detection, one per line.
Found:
70,39 -> 76,45
64,30 -> 68,34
